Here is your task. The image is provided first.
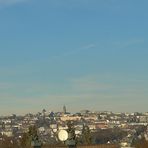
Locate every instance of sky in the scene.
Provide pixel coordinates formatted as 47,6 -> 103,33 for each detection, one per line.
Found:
0,0 -> 148,115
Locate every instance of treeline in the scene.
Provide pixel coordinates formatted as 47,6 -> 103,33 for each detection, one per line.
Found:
91,128 -> 127,144
0,125 -> 147,148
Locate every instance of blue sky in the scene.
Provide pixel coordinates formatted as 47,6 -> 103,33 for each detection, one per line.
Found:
0,0 -> 148,115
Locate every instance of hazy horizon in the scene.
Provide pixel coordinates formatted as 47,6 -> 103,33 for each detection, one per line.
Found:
0,0 -> 148,115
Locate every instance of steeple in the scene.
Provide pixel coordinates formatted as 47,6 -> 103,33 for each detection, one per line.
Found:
63,105 -> 66,114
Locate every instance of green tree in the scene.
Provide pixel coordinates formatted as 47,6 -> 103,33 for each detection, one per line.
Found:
66,121 -> 77,147
67,121 -> 75,140
20,125 -> 38,148
28,125 -> 38,138
82,125 -> 91,144
20,132 -> 31,148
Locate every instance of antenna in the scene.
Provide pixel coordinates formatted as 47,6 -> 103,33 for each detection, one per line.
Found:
58,130 -> 68,142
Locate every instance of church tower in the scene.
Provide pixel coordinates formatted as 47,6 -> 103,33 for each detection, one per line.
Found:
63,105 -> 66,114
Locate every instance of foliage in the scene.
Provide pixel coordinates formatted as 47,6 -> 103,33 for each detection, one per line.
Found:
20,125 -> 38,148
92,128 -> 127,144
134,138 -> 148,148
76,124 -> 92,145
67,121 -> 76,140
81,125 -> 91,144
0,136 -> 19,148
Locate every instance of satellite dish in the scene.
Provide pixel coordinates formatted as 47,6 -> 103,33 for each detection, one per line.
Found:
58,130 -> 68,141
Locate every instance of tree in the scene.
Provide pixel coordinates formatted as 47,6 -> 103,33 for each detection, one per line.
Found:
81,125 -> 91,144
66,121 -> 76,147
20,132 -> 31,148
92,128 -> 127,144
135,138 -> 148,148
28,125 -> 38,138
20,125 -> 38,148
0,136 -> 19,148
67,121 -> 75,140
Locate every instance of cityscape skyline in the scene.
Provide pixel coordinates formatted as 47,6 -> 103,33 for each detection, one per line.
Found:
0,0 -> 148,115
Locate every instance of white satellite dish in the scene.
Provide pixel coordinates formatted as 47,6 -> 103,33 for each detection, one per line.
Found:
58,130 -> 68,141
